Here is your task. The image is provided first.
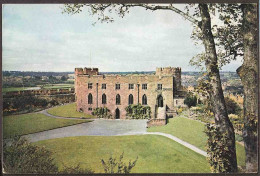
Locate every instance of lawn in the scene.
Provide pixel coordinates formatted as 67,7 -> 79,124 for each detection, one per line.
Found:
47,103 -> 94,118
148,116 -> 246,167
3,113 -> 92,138
2,87 -> 32,92
35,135 -> 211,173
42,84 -> 74,89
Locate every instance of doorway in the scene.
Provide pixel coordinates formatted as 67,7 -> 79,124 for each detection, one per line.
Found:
115,108 -> 120,119
157,95 -> 164,107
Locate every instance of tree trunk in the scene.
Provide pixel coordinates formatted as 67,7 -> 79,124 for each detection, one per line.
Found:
198,4 -> 238,172
237,4 -> 258,172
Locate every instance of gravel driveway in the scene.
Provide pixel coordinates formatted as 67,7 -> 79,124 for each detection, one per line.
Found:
25,119 -> 148,142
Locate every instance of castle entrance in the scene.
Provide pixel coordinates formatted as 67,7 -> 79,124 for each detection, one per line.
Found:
115,108 -> 120,119
157,95 -> 164,107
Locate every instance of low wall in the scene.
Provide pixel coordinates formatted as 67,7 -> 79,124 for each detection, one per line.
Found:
3,88 -> 75,98
147,119 -> 166,128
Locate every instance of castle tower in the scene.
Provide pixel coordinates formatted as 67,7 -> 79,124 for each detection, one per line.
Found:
156,67 -> 181,90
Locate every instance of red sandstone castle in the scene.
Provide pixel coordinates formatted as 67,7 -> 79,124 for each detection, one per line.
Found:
75,67 -> 185,120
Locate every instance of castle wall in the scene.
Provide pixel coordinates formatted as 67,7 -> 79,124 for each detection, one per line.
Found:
75,72 -> 176,119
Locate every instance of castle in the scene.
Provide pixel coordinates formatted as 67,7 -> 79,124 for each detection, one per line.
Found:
75,67 -> 185,121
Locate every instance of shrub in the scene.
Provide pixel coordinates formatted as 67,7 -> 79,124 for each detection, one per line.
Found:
184,94 -> 197,108
92,107 -> 112,119
101,152 -> 138,174
224,97 -> 241,115
3,137 -> 58,174
60,163 -> 93,174
125,104 -> 151,119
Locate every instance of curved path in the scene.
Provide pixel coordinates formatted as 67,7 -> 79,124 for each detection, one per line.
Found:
27,109 -> 207,157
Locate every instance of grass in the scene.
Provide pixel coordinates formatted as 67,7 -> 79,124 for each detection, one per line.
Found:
148,116 -> 246,167
2,87 -> 32,92
35,135 -> 211,173
47,103 -> 94,118
42,84 -> 74,89
3,113 -> 91,138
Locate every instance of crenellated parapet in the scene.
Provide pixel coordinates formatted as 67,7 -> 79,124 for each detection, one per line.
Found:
155,67 -> 181,76
75,67 -> 99,76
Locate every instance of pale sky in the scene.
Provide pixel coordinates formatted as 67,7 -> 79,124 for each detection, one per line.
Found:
2,4 -> 242,72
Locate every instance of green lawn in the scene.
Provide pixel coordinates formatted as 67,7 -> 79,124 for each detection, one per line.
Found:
47,103 -> 94,118
42,84 -> 74,89
3,113 -> 91,138
148,116 -> 246,167
35,135 -> 211,173
2,87 -> 32,92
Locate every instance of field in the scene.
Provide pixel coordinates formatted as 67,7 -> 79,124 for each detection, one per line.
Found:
47,103 -> 94,118
3,113 -> 91,138
2,87 -> 34,92
148,116 -> 246,167
35,135 -> 211,173
42,84 -> 74,89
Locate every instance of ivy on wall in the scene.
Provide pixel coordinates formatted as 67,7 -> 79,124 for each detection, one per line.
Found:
205,123 -> 235,173
125,104 -> 151,119
92,107 -> 112,119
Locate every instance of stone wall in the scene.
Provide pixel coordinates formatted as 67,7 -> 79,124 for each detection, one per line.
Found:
75,67 -> 183,119
147,119 -> 166,128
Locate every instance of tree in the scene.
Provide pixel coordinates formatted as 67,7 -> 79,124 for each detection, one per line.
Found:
62,3 -> 256,172
184,94 -> 197,108
61,75 -> 68,81
3,137 -> 58,174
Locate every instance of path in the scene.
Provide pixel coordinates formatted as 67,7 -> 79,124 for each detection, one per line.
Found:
28,109 -> 207,157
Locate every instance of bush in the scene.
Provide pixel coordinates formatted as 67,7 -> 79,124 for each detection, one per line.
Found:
92,107 -> 112,119
101,152 -> 138,174
3,137 -> 58,174
60,163 -> 93,174
224,97 -> 241,115
184,94 -> 197,108
125,104 -> 151,119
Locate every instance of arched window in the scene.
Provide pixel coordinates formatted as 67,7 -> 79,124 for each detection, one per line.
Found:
116,94 -> 121,105
142,94 -> 147,105
88,93 -> 93,104
102,94 -> 106,104
128,94 -> 134,105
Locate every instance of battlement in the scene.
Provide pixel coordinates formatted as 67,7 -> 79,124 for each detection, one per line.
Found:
155,67 -> 181,76
75,67 -> 99,76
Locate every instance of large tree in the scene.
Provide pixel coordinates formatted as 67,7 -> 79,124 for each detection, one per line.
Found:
63,3 -> 257,172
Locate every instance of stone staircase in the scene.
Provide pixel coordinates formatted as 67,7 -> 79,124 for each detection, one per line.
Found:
166,108 -> 177,118
157,107 -> 166,119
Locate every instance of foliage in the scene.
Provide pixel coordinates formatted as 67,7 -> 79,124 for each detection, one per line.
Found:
228,114 -> 243,133
224,97 -> 241,115
184,94 -> 197,108
3,137 -> 58,174
125,104 -> 151,119
101,152 -> 138,174
60,163 -> 93,174
92,107 -> 112,119
176,107 -> 183,114
3,96 -> 48,115
205,123 -> 236,173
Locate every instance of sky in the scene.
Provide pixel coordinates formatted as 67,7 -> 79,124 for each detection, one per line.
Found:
2,4 -> 242,72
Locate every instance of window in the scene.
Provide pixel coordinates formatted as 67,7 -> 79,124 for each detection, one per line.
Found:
142,84 -> 147,90
116,94 -> 121,105
157,84 -> 162,90
102,84 -> 106,89
128,94 -> 134,105
88,107 -> 92,111
88,83 -> 93,89
142,94 -> 147,105
115,84 -> 120,90
88,93 -> 93,104
176,100 -> 178,105
129,84 -> 134,89
102,94 -> 107,104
